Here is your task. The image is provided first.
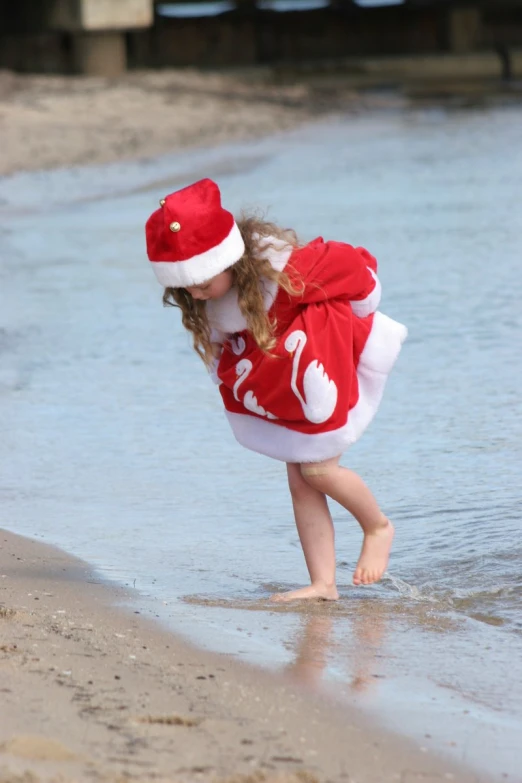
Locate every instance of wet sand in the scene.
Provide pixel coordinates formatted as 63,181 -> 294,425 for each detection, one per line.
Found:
0,529 -> 483,782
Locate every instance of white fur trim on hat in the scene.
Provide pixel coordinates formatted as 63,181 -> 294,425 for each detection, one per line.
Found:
150,222 -> 245,288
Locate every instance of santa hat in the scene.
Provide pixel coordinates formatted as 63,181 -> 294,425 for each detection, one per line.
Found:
145,178 -> 245,288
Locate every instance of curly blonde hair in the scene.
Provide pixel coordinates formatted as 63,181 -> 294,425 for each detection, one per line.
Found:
163,215 -> 303,366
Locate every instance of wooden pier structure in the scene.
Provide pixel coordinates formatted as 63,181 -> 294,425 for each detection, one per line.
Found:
0,0 -> 521,76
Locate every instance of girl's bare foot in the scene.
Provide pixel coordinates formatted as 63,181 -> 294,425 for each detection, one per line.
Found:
353,518 -> 394,586
270,583 -> 339,603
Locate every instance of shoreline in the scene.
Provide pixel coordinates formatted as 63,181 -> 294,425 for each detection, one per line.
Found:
0,528 -> 483,782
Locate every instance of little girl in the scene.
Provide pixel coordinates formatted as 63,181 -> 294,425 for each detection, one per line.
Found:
145,178 -> 407,603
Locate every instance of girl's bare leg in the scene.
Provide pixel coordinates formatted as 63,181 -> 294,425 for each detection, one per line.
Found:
301,457 -> 394,587
270,463 -> 339,603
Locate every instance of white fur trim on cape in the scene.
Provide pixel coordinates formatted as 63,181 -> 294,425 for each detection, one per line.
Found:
206,235 -> 293,336
350,268 -> 382,318
224,312 -> 408,463
208,356 -> 222,386
151,221 -> 245,288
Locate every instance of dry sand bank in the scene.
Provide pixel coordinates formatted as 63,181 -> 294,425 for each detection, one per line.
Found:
0,67 -> 358,177
0,529 -> 484,783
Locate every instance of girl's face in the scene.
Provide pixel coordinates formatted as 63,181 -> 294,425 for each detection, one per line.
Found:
185,269 -> 233,301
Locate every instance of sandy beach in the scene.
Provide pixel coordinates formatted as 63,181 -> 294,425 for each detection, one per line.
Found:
0,529 -> 483,783
0,67 -> 359,177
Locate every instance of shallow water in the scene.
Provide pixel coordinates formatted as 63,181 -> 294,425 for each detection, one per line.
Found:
1,100 -> 521,780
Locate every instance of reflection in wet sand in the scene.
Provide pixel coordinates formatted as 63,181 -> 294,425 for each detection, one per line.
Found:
285,614 -> 335,688
284,607 -> 387,695
181,589 -> 461,699
181,585 -> 461,630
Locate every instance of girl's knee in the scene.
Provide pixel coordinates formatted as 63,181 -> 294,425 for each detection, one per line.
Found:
300,458 -> 338,490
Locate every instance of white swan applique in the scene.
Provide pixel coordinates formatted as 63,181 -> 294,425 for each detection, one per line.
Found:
230,335 -> 246,356
284,330 -> 338,424
233,359 -> 252,401
233,359 -> 277,420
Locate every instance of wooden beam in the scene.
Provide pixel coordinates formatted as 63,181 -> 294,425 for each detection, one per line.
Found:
72,29 -> 127,75
447,6 -> 482,52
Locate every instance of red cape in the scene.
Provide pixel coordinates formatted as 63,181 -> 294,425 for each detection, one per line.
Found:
212,238 -> 407,463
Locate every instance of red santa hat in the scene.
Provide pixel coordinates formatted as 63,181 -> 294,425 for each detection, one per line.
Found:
145,178 -> 245,288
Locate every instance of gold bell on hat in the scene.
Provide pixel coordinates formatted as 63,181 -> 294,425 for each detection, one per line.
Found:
169,221 -> 181,232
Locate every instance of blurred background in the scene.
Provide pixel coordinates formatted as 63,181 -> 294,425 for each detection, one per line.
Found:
0,0 -> 521,77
